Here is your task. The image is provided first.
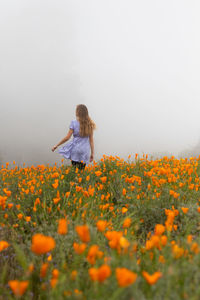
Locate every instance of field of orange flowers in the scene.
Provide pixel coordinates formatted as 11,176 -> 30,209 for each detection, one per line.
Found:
1,154 -> 200,299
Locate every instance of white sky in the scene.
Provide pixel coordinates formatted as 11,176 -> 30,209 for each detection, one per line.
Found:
1,0 -> 200,165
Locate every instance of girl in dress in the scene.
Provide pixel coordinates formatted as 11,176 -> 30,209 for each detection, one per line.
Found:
52,104 -> 96,169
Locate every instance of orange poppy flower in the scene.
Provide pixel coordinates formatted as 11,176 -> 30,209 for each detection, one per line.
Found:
190,242 -> 199,254
26,263 -> 34,276
123,218 -> 131,228
52,180 -> 58,189
8,280 -> 29,297
0,241 -> 9,251
70,270 -> 78,280
52,269 -> 59,279
65,191 -> 70,198
89,264 -> 111,283
142,271 -> 162,285
119,237 -> 130,249
50,278 -> 58,288
154,224 -> 165,236
116,268 -> 137,287
7,203 -> 13,209
51,172 -> 59,178
181,207 -> 189,214
76,186 -> 82,192
75,225 -> 90,243
40,263 -> 49,278
95,171 -> 102,177
105,231 -> 123,250
17,213 -> 23,220
87,245 -> 103,265
122,188 -> 126,196
53,197 -> 60,204
122,207 -> 128,214
187,235 -> 193,244
31,234 -> 55,255
88,186 -> 95,196
57,218 -> 68,235
160,235 -> 168,246
96,220 -> 107,232
89,268 -> 98,281
73,242 -> 87,254
100,176 -> 107,183
3,188 -> 11,197
158,255 -> 165,264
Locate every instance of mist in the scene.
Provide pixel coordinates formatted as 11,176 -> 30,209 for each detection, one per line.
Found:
1,0 -> 200,166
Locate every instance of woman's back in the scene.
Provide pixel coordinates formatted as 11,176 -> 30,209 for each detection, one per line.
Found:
71,120 -> 88,139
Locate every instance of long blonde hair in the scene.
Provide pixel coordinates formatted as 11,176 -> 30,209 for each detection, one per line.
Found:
76,104 -> 96,137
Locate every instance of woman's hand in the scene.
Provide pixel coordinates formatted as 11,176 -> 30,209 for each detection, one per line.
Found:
90,154 -> 94,162
52,146 -> 57,152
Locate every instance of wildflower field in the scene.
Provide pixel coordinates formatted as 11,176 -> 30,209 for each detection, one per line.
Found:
1,154 -> 200,299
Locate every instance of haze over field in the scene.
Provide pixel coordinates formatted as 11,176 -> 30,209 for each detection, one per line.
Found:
1,0 -> 200,165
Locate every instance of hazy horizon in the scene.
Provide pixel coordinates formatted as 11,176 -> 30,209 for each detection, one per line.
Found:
1,0 -> 200,165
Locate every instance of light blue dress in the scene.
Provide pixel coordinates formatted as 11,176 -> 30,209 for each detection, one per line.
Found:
58,120 -> 91,164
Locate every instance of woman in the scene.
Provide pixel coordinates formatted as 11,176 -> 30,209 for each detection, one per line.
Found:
52,104 -> 96,169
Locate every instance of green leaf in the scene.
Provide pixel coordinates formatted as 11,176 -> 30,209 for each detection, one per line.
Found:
13,243 -> 28,271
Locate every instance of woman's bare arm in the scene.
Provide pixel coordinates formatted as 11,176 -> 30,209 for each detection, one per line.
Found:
52,129 -> 73,152
89,132 -> 94,161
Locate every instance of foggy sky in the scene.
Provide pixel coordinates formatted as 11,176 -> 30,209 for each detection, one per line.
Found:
1,0 -> 200,165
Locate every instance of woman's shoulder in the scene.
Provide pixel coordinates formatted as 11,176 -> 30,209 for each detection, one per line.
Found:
73,119 -> 79,126
70,119 -> 79,129
70,119 -> 79,124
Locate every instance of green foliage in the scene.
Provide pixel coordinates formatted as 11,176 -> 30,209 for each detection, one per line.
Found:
1,155 -> 200,299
